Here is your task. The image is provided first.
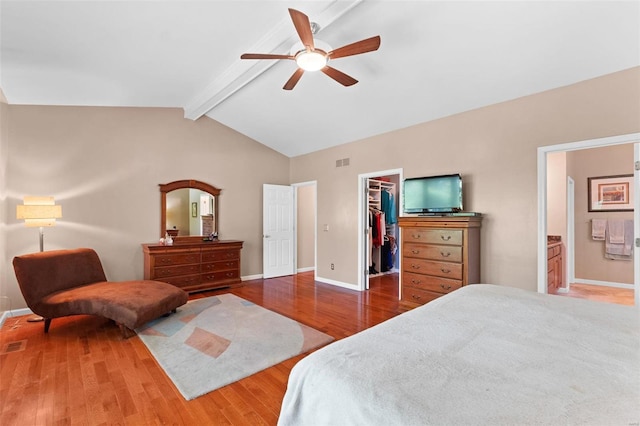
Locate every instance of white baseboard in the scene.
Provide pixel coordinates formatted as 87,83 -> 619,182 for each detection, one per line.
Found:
242,269 -> 315,282
0,308 -> 33,327
315,276 -> 358,291
573,278 -> 634,290
241,274 -> 263,281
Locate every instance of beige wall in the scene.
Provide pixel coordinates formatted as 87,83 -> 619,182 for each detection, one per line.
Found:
2,68 -> 639,311
291,67 -> 640,290
568,144 -> 634,284
547,151 -> 567,244
0,89 -> 8,311
296,184 -> 316,271
4,106 -> 289,308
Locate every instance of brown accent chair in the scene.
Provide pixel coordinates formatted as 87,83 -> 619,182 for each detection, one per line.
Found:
12,248 -> 188,338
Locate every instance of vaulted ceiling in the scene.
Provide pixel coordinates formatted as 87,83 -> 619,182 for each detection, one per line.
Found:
2,1 -> 639,157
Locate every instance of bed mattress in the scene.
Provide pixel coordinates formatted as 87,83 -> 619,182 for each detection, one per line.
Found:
278,284 -> 639,425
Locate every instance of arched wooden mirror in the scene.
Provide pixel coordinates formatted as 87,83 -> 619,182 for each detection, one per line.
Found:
160,180 -> 220,241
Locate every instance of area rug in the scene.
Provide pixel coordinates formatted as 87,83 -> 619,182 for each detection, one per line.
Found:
136,294 -> 334,400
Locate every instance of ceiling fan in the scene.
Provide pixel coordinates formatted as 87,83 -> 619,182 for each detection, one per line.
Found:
240,8 -> 381,90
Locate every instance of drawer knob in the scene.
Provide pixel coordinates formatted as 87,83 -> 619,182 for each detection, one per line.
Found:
411,294 -> 422,300
440,235 -> 451,241
440,251 -> 451,258
440,283 -> 452,290
411,264 -> 421,270
411,279 -> 422,285
440,268 -> 451,274
411,249 -> 420,254
411,234 -> 421,239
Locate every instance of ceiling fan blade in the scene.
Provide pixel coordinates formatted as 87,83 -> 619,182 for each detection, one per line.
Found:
241,53 -> 294,60
328,36 -> 381,60
321,66 -> 358,87
283,68 -> 305,90
288,8 -> 315,49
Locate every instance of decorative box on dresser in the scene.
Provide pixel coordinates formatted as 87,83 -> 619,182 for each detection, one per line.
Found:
142,240 -> 243,293
399,216 -> 482,309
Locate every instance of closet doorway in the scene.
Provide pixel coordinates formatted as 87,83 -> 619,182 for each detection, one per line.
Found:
358,168 -> 403,291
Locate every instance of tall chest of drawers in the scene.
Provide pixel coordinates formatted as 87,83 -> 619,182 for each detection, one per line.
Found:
142,240 -> 243,293
399,216 -> 481,309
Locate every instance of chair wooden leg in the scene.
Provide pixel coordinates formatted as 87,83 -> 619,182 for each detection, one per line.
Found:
118,323 -> 136,339
44,318 -> 52,333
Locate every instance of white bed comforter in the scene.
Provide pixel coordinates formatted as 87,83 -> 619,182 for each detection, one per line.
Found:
278,284 -> 639,426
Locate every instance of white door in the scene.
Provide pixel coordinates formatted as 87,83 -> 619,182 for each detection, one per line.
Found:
635,143 -> 640,307
263,184 -> 295,279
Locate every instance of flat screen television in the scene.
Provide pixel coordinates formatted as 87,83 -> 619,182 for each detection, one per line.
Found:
403,174 -> 463,214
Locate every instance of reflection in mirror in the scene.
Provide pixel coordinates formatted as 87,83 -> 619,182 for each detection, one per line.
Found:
160,180 -> 221,240
166,189 -> 216,237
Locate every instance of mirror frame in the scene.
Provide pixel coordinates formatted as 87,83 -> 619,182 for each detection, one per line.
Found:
160,180 -> 221,241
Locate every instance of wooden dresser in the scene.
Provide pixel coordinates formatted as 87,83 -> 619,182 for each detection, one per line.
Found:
142,240 -> 243,293
399,216 -> 482,309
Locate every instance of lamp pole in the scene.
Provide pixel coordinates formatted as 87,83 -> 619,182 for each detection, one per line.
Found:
39,226 -> 45,252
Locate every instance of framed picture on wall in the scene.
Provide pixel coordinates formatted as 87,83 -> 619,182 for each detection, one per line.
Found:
588,174 -> 634,212
191,202 -> 198,217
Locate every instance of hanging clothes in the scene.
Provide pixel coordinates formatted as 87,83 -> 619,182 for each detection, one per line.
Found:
369,208 -> 386,248
381,189 -> 397,225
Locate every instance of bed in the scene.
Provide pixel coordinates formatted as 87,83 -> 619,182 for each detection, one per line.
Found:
278,284 -> 639,425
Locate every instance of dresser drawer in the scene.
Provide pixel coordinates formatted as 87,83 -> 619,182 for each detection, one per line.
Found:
201,270 -> 240,283
153,252 -> 200,266
202,260 -> 239,273
403,228 -> 462,246
401,286 -> 442,305
160,274 -> 200,288
403,243 -> 462,262
143,240 -> 244,293
403,258 -> 463,280
153,263 -> 200,278
202,249 -> 239,262
402,272 -> 462,294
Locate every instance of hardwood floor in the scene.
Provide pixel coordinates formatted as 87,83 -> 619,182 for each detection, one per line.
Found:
0,272 -> 402,426
556,282 -> 635,306
2,274 -> 632,425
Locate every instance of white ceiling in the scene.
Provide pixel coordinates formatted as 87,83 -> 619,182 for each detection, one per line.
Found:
2,1 -> 639,157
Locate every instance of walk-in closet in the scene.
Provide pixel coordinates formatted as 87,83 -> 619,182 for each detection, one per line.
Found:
367,176 -> 400,276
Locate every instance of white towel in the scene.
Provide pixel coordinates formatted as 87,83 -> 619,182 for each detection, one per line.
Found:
607,219 -> 625,244
605,219 -> 634,260
591,219 -> 606,240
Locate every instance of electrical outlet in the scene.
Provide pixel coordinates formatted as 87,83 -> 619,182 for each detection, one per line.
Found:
331,263 -> 334,270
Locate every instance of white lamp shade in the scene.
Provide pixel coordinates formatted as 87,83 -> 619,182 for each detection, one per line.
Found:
17,196 -> 62,227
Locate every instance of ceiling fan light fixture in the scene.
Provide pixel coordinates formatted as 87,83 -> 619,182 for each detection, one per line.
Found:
291,39 -> 331,72
295,50 -> 327,71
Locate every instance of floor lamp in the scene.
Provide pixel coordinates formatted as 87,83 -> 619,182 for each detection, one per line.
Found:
16,196 -> 62,322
